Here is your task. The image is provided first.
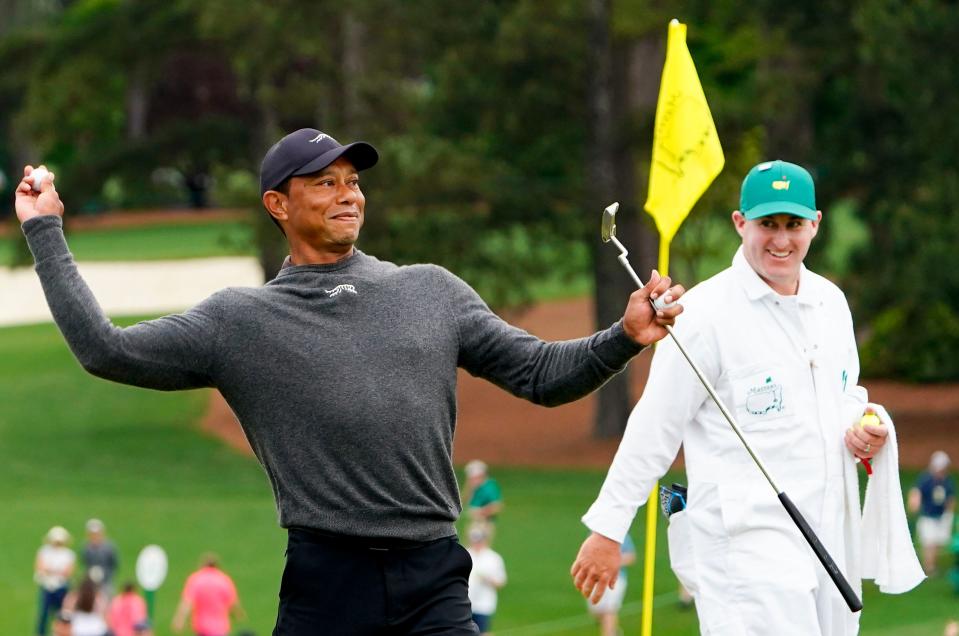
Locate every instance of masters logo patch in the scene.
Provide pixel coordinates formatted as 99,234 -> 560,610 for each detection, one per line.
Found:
745,376 -> 784,415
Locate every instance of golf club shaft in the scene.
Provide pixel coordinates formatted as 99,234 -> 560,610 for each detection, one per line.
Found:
611,236 -> 862,612
610,236 -> 780,492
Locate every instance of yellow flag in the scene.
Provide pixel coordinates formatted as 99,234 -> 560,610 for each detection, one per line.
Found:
644,19 -> 724,244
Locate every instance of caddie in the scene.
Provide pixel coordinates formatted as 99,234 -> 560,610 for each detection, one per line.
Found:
15,128 -> 685,635
571,160 -> 924,635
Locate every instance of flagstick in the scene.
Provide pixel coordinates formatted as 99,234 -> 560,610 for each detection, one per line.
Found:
635,15 -> 727,633
639,236 -> 672,636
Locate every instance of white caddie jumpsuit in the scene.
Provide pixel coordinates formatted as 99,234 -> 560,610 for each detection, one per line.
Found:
583,248 -> 871,635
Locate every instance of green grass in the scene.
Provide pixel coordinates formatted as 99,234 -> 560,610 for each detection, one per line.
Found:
461,468 -> 702,636
1,220 -> 256,265
1,320 -> 955,635
0,319 -> 282,635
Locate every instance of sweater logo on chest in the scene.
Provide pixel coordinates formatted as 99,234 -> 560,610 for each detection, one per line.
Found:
324,284 -> 357,297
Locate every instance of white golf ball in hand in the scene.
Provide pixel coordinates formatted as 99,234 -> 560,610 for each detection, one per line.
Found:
30,167 -> 50,192
653,294 -> 677,312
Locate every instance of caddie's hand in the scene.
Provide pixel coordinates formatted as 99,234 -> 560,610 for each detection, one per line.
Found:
571,532 -> 622,604
15,165 -> 64,224
622,269 -> 685,346
844,406 -> 888,460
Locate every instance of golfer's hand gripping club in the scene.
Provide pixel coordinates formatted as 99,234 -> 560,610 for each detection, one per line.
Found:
599,202 -> 863,613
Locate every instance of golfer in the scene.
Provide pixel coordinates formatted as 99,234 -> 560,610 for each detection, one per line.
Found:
572,160 -> 923,635
15,128 -> 684,635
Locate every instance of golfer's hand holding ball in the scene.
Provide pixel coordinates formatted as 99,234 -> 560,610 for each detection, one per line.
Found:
29,166 -> 49,191
653,292 -> 679,312
622,269 -> 685,346
15,165 -> 64,223
844,405 -> 888,460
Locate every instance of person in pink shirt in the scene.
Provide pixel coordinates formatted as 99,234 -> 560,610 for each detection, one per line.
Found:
172,555 -> 245,636
107,582 -> 147,636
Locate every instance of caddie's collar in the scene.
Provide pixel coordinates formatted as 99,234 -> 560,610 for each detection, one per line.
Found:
732,246 -> 818,306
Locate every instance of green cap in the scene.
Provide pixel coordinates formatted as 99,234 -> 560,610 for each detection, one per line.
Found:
739,160 -> 817,220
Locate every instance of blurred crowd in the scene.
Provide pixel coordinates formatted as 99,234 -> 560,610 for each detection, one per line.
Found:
462,460 -> 507,636
37,453 -> 957,634
33,519 -> 246,636
461,458 -> 641,636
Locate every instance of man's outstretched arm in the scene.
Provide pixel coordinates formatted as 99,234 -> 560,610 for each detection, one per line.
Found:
449,266 -> 685,406
16,166 -> 218,390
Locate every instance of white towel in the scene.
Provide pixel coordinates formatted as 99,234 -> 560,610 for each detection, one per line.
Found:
858,403 -> 926,593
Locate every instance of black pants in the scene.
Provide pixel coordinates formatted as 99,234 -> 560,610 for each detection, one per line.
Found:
273,528 -> 479,636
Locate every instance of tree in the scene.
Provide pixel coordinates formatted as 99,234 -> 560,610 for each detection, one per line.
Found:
819,0 -> 959,380
3,0 -> 958,383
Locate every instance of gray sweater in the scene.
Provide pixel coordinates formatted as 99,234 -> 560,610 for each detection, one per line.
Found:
24,215 -> 643,541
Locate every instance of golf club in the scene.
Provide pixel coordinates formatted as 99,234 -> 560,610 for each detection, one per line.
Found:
601,202 -> 862,613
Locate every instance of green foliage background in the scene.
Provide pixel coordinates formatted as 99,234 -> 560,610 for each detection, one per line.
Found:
2,3 -> 958,366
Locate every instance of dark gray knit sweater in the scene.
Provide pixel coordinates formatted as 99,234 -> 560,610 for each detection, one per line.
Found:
24,215 -> 643,541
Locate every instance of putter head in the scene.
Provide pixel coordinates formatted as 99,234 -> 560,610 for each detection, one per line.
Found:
601,202 -> 619,243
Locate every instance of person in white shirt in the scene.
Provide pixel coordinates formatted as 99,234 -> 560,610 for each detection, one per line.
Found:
35,526 -> 76,636
571,160 -> 921,635
466,524 -> 506,635
63,575 -> 110,636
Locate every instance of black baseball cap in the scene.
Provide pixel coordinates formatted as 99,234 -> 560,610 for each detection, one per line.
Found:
259,128 -> 379,195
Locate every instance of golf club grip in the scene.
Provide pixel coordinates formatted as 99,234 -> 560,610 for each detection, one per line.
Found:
778,492 -> 863,613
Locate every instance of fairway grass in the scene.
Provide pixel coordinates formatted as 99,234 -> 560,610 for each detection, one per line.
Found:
1,321 -> 954,635
1,220 -> 255,266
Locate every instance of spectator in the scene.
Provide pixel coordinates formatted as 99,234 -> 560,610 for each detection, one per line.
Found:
172,554 -> 245,636
63,575 -> 109,636
465,460 -> 503,525
81,519 -> 118,596
465,524 -> 506,636
108,581 -> 148,636
35,526 -> 76,636
586,533 -> 636,636
909,451 -> 956,574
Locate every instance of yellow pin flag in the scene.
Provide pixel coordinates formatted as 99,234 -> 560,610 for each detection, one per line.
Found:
644,19 -> 725,250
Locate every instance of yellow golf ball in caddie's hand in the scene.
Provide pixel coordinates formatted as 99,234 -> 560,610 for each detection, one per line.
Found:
859,413 -> 882,429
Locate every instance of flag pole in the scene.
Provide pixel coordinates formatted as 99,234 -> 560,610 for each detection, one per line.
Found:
640,237 -> 670,636
641,481 -> 658,636
638,16 -> 724,634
